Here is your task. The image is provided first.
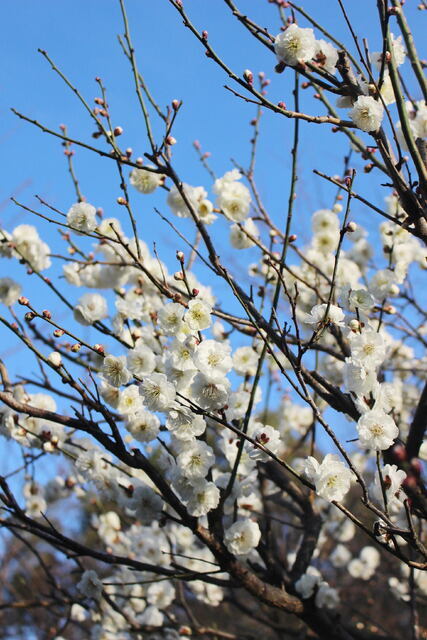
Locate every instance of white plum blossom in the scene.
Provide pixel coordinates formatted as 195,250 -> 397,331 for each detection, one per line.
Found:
73,292 -> 108,326
77,570 -> 103,600
303,303 -> 345,327
0,277 -> 21,306
117,385 -> 143,416
305,454 -> 352,502
214,171 -> 251,222
101,355 -> 132,388
126,409 -> 160,442
186,480 -> 220,517
224,519 -> 261,555
232,346 -> 259,376
11,225 -> 51,271
349,96 -> 384,132
274,24 -> 316,66
176,440 -> 215,479
128,485 -> 164,524
349,330 -> 386,369
250,424 -> 281,462
184,299 -> 212,331
139,373 -> 176,412
295,567 -> 321,599
67,202 -> 97,234
357,410 -> 398,450
166,405 -> 206,441
314,39 -> 338,74
193,339 -> 232,380
190,373 -> 230,410
130,166 -> 164,193
127,343 -> 156,377
229,218 -> 259,249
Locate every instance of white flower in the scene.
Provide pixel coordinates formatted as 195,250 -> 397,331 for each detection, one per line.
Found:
73,293 -> 108,326
186,480 -> 220,516
295,567 -> 321,598
147,581 -> 175,609
48,351 -> 62,367
127,343 -> 156,377
349,96 -> 384,132
158,302 -> 187,337
117,385 -> 142,416
304,303 -> 345,327
343,357 -> 378,396
193,339 -> 232,380
101,355 -> 132,387
126,409 -> 160,442
167,183 -> 206,218
224,519 -> 261,555
77,570 -> 103,600
357,410 -> 398,450
130,166 -> 164,193
249,424 -> 281,462
229,218 -> 259,249
66,202 -> 97,234
184,299 -> 212,331
190,373 -> 230,410
349,330 -> 386,369
0,277 -> 21,306
314,39 -> 338,74
315,583 -> 340,609
214,172 -> 251,222
274,24 -> 316,66
166,405 -> 206,441
232,346 -> 259,376
176,440 -> 215,479
128,485 -> 164,524
305,454 -> 352,502
369,269 -> 399,300
330,544 -> 352,568
11,224 -> 51,271
139,373 -> 176,412
311,209 -> 340,234
371,33 -> 405,69
342,287 -> 375,312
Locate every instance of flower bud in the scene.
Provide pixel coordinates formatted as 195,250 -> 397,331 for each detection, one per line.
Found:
288,234 -> 297,243
243,69 -> 253,85
172,99 -> 181,110
71,343 -> 82,352
25,312 -> 35,322
201,30 -> 208,40
48,351 -> 62,367
348,318 -> 360,332
42,309 -> 52,319
346,221 -> 357,233
113,126 -> 123,136
117,196 -> 128,205
174,271 -> 184,281
18,296 -> 29,306
53,329 -> 65,337
192,288 -> 199,297
93,344 -> 105,355
166,135 -> 177,145
176,251 -> 185,263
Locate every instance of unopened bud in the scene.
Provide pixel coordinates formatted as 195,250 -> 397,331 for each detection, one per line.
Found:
93,344 -> 105,355
172,99 -> 181,110
42,309 -> 52,319
277,101 -> 287,110
166,135 -> 177,146
53,329 -> 65,337
383,304 -> 396,314
346,221 -> 357,233
192,288 -> 199,297
117,196 -> 128,205
348,318 -> 360,332
126,147 -> 133,157
136,157 -> 144,166
288,234 -> 297,243
113,126 -> 123,136
18,296 -> 29,306
48,351 -> 62,367
173,293 -> 182,303
201,30 -> 208,40
71,343 -> 82,352
174,271 -> 184,281
25,312 -> 35,322
176,251 -> 185,262
243,69 -> 253,85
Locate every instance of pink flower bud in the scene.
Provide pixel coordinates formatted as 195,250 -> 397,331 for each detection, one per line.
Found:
93,344 -> 105,355
277,101 -> 287,110
18,296 -> 29,306
172,99 -> 181,110
176,251 -> 185,262
192,288 -> 199,297
202,30 -> 208,40
117,196 -> 128,205
243,69 -> 253,85
42,309 -> 52,319
166,135 -> 177,146
25,312 -> 35,322
53,329 -> 65,337
113,126 -> 123,136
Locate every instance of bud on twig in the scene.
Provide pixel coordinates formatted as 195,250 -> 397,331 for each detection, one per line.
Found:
243,69 -> 253,85
18,296 -> 29,306
53,329 -> 65,337
48,352 -> 62,367
42,309 -> 52,319
117,197 -> 128,206
166,135 -> 177,146
113,126 -> 123,136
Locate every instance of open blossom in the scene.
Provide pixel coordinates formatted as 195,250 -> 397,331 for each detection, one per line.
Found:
305,454 -> 352,502
101,355 -> 132,387
176,440 -> 215,479
184,299 -> 212,331
130,166 -> 164,193
249,424 -> 281,462
371,33 -> 405,69
125,409 -> 160,442
167,183 -> 207,218
229,218 -> 259,249
314,39 -> 338,75
349,96 -> 384,132
274,24 -> 316,66
373,463 -> 406,512
214,171 -> 251,222
304,303 -> 345,327
357,410 -> 398,450
73,292 -> 108,326
0,277 -> 21,306
166,405 -> 206,441
128,485 -> 164,525
193,339 -> 232,380
67,202 -> 97,234
295,567 -> 321,598
186,480 -> 220,516
139,372 -> 176,412
349,330 -> 386,369
190,373 -> 230,410
117,385 -> 142,416
77,570 -> 103,600
224,519 -> 261,555
127,343 -> 156,377
232,346 -> 259,376
11,224 -> 51,271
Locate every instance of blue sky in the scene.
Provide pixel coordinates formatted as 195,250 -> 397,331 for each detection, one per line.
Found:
0,0 -> 425,475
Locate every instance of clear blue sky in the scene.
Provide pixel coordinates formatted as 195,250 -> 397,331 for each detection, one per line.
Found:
0,1 -> 425,474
